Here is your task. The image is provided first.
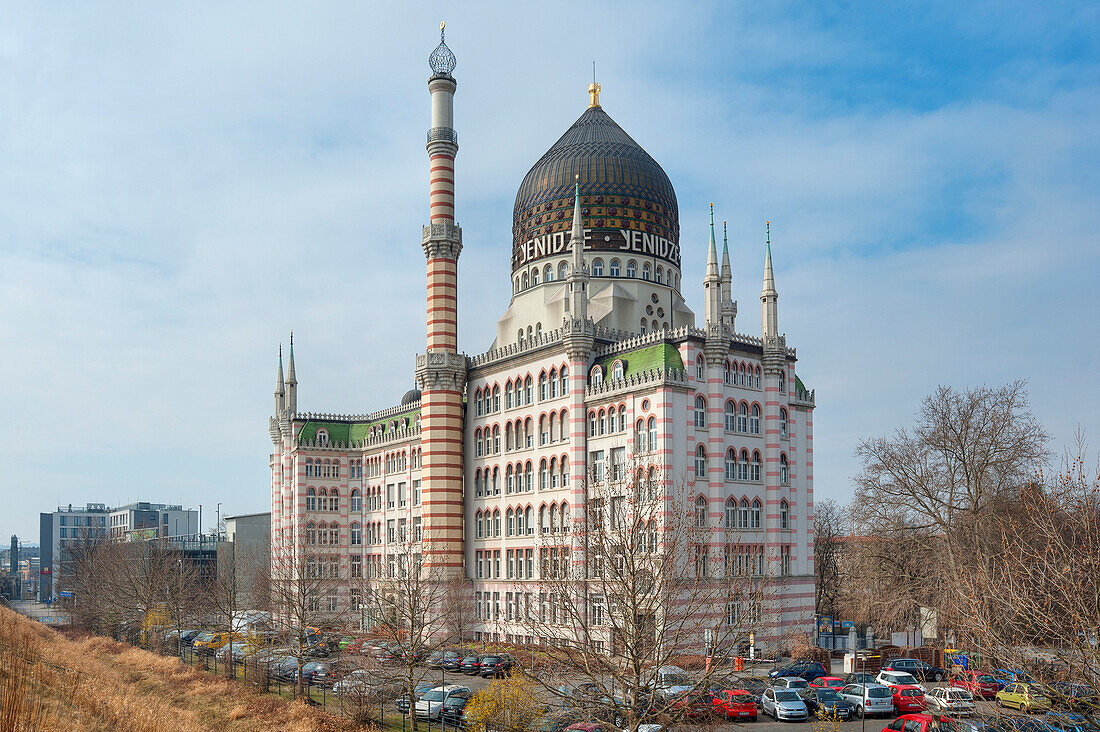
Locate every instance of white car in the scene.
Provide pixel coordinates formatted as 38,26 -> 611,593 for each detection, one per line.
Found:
877,670 -> 926,692
839,683 -> 895,718
771,676 -> 811,690
415,685 -> 471,721
924,687 -> 976,716
761,687 -> 810,721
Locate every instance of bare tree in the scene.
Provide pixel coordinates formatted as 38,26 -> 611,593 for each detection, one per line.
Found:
267,517 -> 353,697
208,541 -> 267,675
813,498 -> 846,619
355,535 -> 461,732
519,457 -> 767,732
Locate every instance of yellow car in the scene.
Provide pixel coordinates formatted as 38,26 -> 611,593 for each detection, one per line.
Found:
193,631 -> 242,655
996,683 -> 1052,713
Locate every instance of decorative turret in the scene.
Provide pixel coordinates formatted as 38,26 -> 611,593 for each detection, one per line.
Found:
704,203 -> 722,328
720,220 -> 737,331
274,343 -> 285,417
761,221 -> 779,342
566,177 -> 589,322
284,332 -> 297,416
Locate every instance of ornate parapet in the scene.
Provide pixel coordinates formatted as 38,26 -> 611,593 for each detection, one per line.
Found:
790,388 -> 816,408
416,350 -> 468,391
468,327 -> 566,369
584,366 -> 689,399
421,221 -> 462,260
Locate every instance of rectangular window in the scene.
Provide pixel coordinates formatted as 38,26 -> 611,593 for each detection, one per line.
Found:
413,479 -> 421,505
398,518 -> 407,542
493,592 -> 501,620
351,556 -> 362,578
610,447 -> 625,482
398,482 -> 407,507
386,484 -> 395,508
494,550 -> 502,578
526,549 -> 534,578
413,517 -> 422,542
476,551 -> 484,579
590,450 -> 605,483
387,519 -> 395,543
507,550 -> 515,579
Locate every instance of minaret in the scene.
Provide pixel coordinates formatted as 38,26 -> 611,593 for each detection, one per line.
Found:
761,221 -> 778,341
720,221 -> 736,331
284,332 -> 297,416
274,344 -> 285,417
566,177 -> 589,321
415,23 -> 467,575
704,203 -> 722,328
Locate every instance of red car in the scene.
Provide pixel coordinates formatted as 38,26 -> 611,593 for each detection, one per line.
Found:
564,724 -> 614,732
811,676 -> 847,691
883,714 -> 950,732
669,692 -> 717,721
950,670 -> 999,699
891,685 -> 927,714
712,689 -> 758,720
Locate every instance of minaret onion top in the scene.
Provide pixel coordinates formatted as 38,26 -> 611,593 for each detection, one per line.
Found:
429,21 -> 456,77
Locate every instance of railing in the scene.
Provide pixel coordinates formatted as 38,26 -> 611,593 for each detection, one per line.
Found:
426,127 -> 458,145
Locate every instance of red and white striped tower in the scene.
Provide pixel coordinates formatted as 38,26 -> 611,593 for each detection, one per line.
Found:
416,25 -> 467,574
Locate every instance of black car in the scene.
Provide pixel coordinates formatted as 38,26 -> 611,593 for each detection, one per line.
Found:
441,694 -> 472,727
440,651 -> 466,671
881,658 -> 948,682
1048,682 -> 1099,712
300,661 -> 332,686
799,687 -> 855,720
844,672 -> 878,686
460,655 -> 483,674
770,661 -> 830,682
479,654 -> 514,678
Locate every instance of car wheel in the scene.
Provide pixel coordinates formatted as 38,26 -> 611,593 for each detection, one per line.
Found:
996,698 -> 1003,708
856,706 -> 864,719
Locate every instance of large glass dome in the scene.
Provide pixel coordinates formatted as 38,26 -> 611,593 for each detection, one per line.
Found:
511,105 -> 679,276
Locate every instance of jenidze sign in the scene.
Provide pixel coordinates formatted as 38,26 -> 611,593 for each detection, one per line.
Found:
512,226 -> 681,270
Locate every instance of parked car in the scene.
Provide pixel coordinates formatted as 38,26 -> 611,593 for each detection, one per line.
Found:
891,685 -> 927,714
996,717 -> 1062,732
1042,711 -> 1099,732
810,676 -> 847,691
924,687 -> 975,716
479,653 -> 515,678
798,686 -> 854,720
651,666 -> 697,700
761,687 -> 810,721
951,671 -> 1001,699
772,676 -> 811,691
332,670 -> 398,700
396,683 -> 437,713
1047,683 -> 1099,713
345,637 -> 370,655
839,684 -> 895,718
668,691 -> 717,722
563,724 -> 615,732
712,688 -> 758,720
271,656 -> 301,682
881,659 -> 948,683
415,685 -> 471,721
882,714 -> 954,732
299,661 -> 332,686
845,673 -> 879,686
530,712 -> 585,732
991,669 -> 1039,690
441,693 -> 472,727
877,670 -> 926,692
997,683 -> 1053,713
440,650 -> 467,671
459,655 -> 483,675
770,661 -> 830,682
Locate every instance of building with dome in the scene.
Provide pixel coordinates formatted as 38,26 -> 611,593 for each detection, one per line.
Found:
269,30 -> 816,651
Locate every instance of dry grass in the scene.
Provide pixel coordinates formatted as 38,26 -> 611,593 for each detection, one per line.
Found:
0,605 -> 355,732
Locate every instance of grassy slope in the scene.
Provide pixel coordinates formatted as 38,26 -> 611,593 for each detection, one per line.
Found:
0,605 -> 355,732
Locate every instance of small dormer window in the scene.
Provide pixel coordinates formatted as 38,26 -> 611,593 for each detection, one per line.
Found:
590,365 -> 603,386
316,429 -> 329,446
611,360 -> 624,381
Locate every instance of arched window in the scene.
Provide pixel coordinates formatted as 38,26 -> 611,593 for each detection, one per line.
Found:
656,265 -> 664,283
780,408 -> 789,438
524,461 -> 533,492
696,355 -> 705,380
351,522 -> 362,546
351,489 -> 362,513
609,259 -> 621,277
306,487 -> 317,511
544,263 -> 553,282
548,413 -> 558,443
507,508 -> 515,537
626,260 -> 637,278
751,499 -> 762,529
516,507 -> 525,536
540,460 -> 549,491
738,403 -> 749,433
475,428 -> 483,457
560,502 -> 570,530
724,400 -> 736,431
592,258 -> 604,276
695,445 -> 707,479
619,406 -> 627,432
648,416 -> 657,449
549,503 -> 558,533
636,420 -> 647,452
739,499 -> 750,529
525,506 -> 534,535
475,510 -> 484,538
589,410 -> 597,436
590,366 -> 603,386
306,522 -> 316,545
724,361 -> 732,385
780,454 -> 789,485
539,373 -> 548,400
739,450 -> 750,481
493,509 -> 501,537
492,466 -> 500,495
539,505 -> 548,534
642,263 -> 650,280
780,500 -> 789,529
640,319 -> 647,335
522,271 -> 529,289
549,368 -> 559,398
559,262 -> 568,280
598,409 -> 607,435
329,489 -> 339,512
695,495 -> 708,527
725,448 -> 737,480
724,498 -> 736,529
305,459 -> 313,478
751,451 -> 762,482
694,396 -> 707,428
611,360 -> 624,381
750,404 -> 761,435
493,425 -> 501,453
524,417 -> 533,448
560,366 -> 569,395
560,456 -> 569,487
523,375 -> 533,404
506,464 -> 515,493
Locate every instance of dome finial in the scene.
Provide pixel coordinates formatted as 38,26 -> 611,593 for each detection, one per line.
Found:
588,62 -> 601,108
429,21 -> 456,77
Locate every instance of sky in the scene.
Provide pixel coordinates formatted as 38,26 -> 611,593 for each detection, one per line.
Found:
1,1 -> 1098,540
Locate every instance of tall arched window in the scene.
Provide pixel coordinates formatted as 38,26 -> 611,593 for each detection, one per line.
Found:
475,510 -> 484,538
739,499 -> 750,529
738,403 -> 749,433
306,487 -> 317,511
559,262 -> 568,280
695,495 -> 708,527
598,409 -> 607,436
544,263 -> 553,282
492,385 -> 501,412
694,445 -> 707,479
751,499 -> 762,529
592,259 -> 604,276
539,373 -> 548,400
493,509 -> 501,537
724,498 -> 736,529
694,396 -> 707,428
724,400 -> 736,431
351,522 -> 362,545
493,425 -> 501,453
725,448 -> 737,480
619,406 -> 627,432
696,356 -> 705,380
642,263 -> 651,281
609,259 -> 621,277
636,420 -> 647,453
780,454 -> 789,485
739,450 -> 750,481
780,500 -> 789,529
525,506 -> 534,535
611,360 -> 624,380
524,376 -> 533,404
560,456 -> 569,487
560,367 -> 569,395
626,260 -> 637,278
780,408 -> 789,438
539,505 -> 548,534
751,452 -> 762,482
506,464 -> 514,494
525,461 -> 534,492
750,404 -> 761,434
724,362 -> 732,384
506,508 -> 515,536
351,489 -> 362,513
648,417 -> 657,448
305,459 -> 313,477
539,460 -> 549,491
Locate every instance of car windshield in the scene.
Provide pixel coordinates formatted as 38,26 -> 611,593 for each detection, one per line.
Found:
869,688 -> 892,698
947,691 -> 972,700
445,696 -> 466,707
423,691 -> 444,702
892,674 -> 919,684
662,674 -> 692,686
818,690 -> 843,702
462,657 -> 478,663
776,691 -> 801,702
788,680 -> 809,688
483,657 -> 500,663
977,675 -> 996,683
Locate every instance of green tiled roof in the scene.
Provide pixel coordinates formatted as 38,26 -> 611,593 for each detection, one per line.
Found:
594,343 -> 684,379
297,406 -> 421,445
795,375 -> 808,393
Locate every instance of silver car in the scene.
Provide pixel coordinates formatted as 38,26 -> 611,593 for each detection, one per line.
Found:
839,683 -> 895,718
415,685 -> 471,721
772,676 -> 811,691
925,687 -> 976,716
761,687 -> 810,721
